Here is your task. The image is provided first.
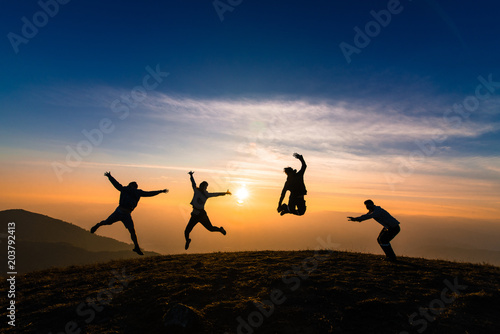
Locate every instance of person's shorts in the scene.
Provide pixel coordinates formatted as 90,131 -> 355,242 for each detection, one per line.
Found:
288,196 -> 306,215
105,207 -> 134,230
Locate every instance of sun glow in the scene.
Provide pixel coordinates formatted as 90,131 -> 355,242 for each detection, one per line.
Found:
235,185 -> 249,205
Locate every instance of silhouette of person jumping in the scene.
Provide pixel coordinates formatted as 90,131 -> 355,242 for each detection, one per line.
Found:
184,171 -> 231,250
278,153 -> 307,216
91,171 -> 168,255
348,200 -> 401,262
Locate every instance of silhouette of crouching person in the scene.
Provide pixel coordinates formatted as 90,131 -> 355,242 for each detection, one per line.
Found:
91,171 -> 168,255
348,199 -> 401,262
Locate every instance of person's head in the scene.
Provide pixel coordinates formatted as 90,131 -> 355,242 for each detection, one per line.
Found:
364,199 -> 375,211
284,167 -> 296,176
199,181 -> 208,191
128,181 -> 138,189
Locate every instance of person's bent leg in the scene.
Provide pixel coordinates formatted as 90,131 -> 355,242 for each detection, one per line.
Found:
185,215 -> 198,239
121,215 -> 143,255
380,244 -> 396,260
286,197 -> 298,215
287,197 -> 306,216
199,211 -> 225,235
184,214 -> 199,250
377,226 -> 400,260
91,209 -> 120,233
377,228 -> 392,258
296,198 -> 306,216
128,227 -> 143,255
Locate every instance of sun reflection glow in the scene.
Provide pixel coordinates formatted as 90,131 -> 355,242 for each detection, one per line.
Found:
235,185 -> 249,205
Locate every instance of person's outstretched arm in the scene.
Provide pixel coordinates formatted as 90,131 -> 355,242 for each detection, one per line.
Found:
139,189 -> 168,197
348,211 -> 374,222
188,171 -> 196,190
105,171 -> 123,191
294,153 -> 307,174
207,189 -> 231,198
277,186 -> 287,211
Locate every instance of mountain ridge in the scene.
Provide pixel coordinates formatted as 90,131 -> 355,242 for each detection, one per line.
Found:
1,209 -> 158,273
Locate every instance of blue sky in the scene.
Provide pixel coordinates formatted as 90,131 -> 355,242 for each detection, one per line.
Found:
1,0 -> 500,226
2,0 -> 499,95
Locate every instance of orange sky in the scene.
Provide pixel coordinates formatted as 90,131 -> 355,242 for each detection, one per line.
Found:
2,153 -> 499,256
2,1 -> 500,266
2,153 -> 499,217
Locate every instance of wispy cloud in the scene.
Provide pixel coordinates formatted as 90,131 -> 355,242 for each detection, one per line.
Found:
17,86 -> 499,196
138,93 -> 499,156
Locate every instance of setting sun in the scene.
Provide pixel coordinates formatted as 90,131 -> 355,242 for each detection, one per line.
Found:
235,185 -> 249,205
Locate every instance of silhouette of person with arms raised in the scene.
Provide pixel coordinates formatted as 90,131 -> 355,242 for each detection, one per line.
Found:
184,171 -> 231,250
278,153 -> 307,216
91,171 -> 168,255
348,200 -> 401,262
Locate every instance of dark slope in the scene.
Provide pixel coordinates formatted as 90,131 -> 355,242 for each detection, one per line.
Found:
1,250 -> 499,333
1,209 -> 158,273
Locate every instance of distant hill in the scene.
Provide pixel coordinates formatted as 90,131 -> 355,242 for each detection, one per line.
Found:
303,211 -> 500,267
0,250 -> 498,333
0,209 -> 158,273
411,245 -> 500,266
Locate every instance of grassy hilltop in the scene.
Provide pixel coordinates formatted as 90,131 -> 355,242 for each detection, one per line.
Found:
1,250 -> 499,333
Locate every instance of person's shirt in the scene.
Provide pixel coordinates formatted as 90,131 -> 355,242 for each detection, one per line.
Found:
108,175 -> 163,211
355,206 -> 400,228
190,189 -> 226,210
189,175 -> 226,210
284,161 -> 307,196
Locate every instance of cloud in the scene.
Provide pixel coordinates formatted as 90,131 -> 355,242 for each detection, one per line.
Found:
20,83 -> 499,162
139,93 -> 499,157
23,85 -> 498,194
75,93 -> 489,198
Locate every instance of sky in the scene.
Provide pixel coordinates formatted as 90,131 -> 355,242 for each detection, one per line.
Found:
1,0 -> 500,256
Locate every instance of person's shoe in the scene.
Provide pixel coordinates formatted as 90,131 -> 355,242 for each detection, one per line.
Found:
185,238 -> 191,250
279,204 -> 288,216
132,247 -> 144,255
90,224 -> 99,234
220,227 -> 226,235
